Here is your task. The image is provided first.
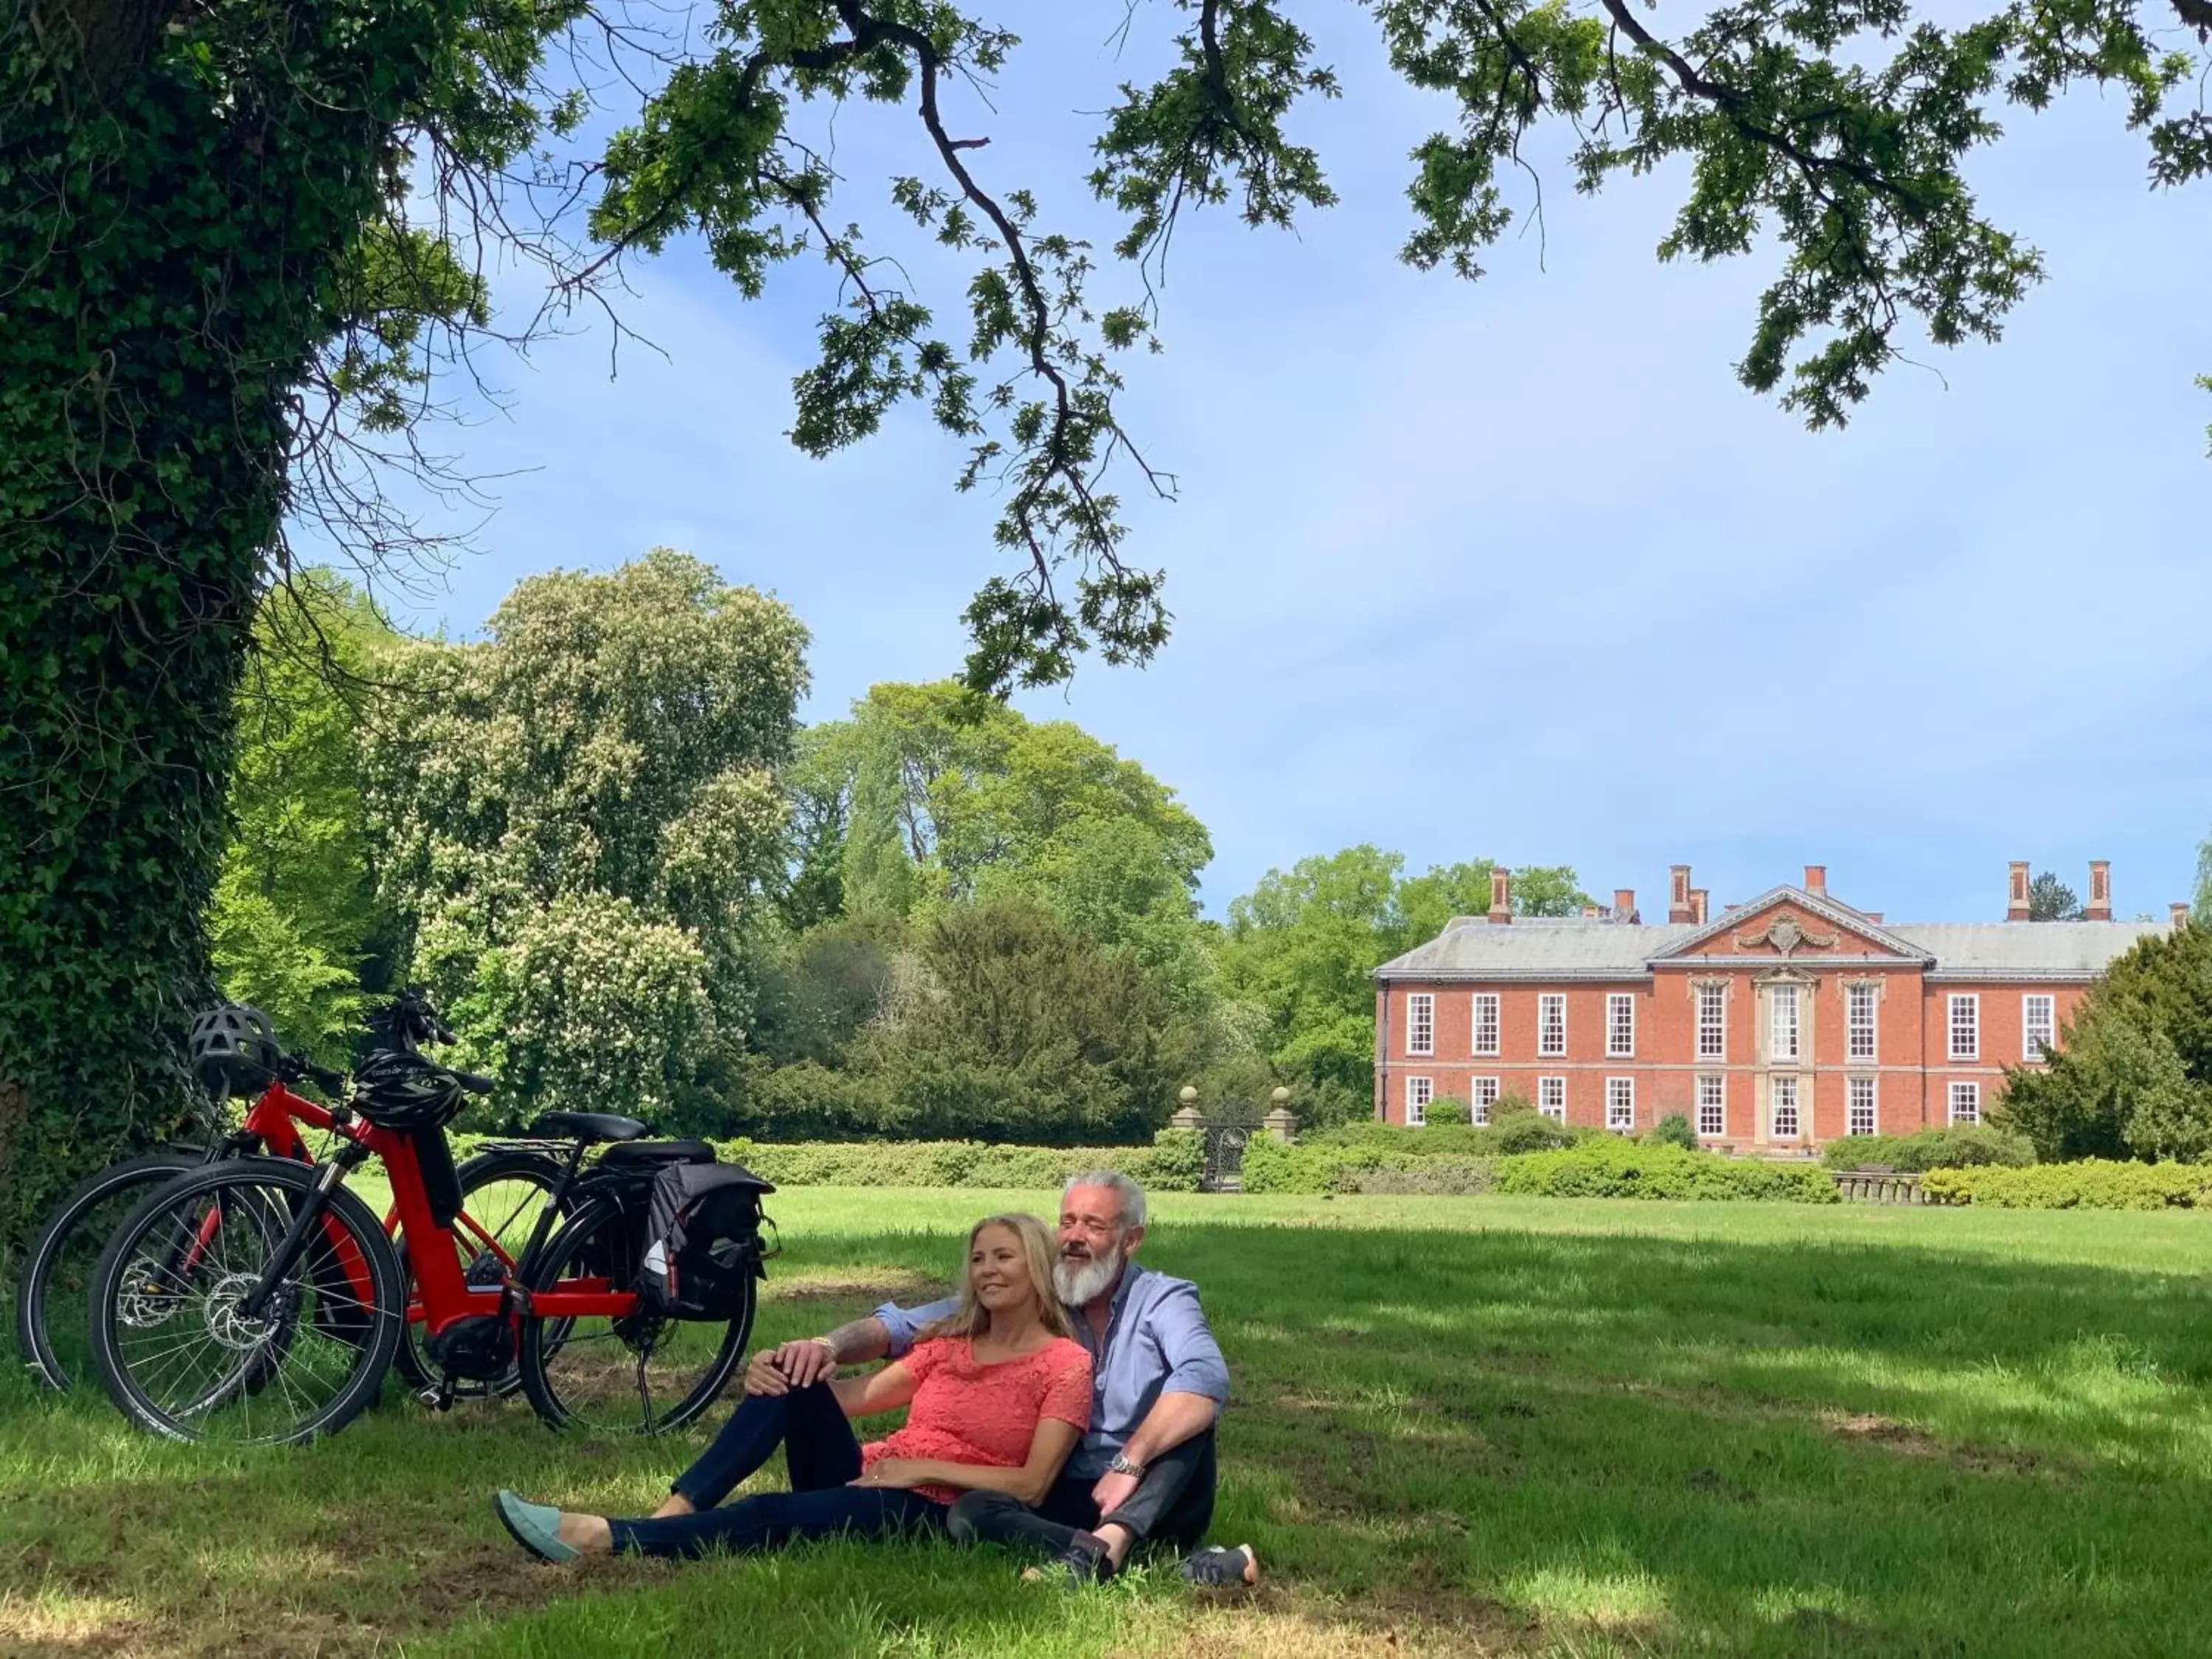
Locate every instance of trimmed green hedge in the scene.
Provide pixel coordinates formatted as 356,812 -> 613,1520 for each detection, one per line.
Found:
709,1130 -> 1203,1193
1821,1126 -> 2034,1172
1492,1141 -> 1839,1203
1921,1160 -> 2212,1209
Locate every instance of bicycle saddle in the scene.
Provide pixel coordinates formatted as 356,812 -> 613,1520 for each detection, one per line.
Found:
528,1110 -> 649,1143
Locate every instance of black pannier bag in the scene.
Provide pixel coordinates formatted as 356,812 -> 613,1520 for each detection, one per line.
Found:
636,1161 -> 775,1319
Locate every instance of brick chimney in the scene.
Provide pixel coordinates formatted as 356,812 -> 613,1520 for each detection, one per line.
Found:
2085,860 -> 2112,922
1863,911 -> 1883,923
1690,888 -> 1708,925
1489,866 -> 1512,925
1803,864 -> 1827,897
1613,888 -> 1636,923
2007,860 -> 2031,922
1669,864 -> 1694,923
2172,902 -> 2191,932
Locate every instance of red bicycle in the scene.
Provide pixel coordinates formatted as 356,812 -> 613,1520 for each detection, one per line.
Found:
86,994 -> 765,1444
13,1001 -> 562,1399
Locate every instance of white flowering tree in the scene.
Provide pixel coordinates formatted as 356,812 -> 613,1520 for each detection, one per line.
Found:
363,549 -> 807,1122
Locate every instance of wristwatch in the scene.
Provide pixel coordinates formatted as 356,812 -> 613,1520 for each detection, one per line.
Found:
1106,1451 -> 1147,1478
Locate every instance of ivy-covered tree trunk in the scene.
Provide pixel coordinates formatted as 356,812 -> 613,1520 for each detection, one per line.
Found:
0,0 -> 457,1245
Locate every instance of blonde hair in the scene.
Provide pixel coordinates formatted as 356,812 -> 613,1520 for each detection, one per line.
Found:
921,1213 -> 1073,1342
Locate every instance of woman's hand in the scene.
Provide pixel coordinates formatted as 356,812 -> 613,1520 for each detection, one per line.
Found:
850,1458 -> 925,1489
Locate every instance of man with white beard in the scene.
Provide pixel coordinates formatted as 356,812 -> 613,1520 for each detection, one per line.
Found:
744,1170 -> 1253,1588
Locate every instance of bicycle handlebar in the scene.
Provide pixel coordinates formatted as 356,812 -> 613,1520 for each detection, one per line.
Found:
299,1059 -> 348,1092
451,1068 -> 495,1095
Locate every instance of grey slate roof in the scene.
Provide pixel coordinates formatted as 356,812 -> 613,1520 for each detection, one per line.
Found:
1892,922 -> 2166,979
1374,889 -> 2166,984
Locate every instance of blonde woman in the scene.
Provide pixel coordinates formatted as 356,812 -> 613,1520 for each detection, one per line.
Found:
494,1213 -> 1093,1562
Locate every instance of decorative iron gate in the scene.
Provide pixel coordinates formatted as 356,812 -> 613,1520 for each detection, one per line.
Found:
1201,1125 -> 1251,1192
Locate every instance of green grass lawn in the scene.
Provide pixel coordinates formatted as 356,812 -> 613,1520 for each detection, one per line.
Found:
7,1190 -> 2212,1657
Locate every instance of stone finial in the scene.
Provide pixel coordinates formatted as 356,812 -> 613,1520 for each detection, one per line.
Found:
1170,1084 -> 1203,1132
1264,1088 -> 1298,1143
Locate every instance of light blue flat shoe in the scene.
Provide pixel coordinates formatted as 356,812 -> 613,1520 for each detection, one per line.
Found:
493,1489 -> 580,1563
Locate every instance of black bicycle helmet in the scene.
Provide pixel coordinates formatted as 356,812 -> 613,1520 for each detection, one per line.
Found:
352,1048 -> 468,1131
187,1004 -> 284,1093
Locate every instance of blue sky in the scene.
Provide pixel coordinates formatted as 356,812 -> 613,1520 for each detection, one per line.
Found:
361,7 -> 2212,925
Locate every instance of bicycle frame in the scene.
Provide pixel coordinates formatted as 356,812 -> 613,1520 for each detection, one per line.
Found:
369,1125 -> 633,1340
229,1083 -> 605,1343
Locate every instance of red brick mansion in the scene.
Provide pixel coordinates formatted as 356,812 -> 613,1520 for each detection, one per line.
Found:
1371,861 -> 2188,1149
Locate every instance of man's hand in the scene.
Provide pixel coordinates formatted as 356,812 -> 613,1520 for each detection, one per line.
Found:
1090,1468 -> 1141,1515
850,1458 -> 923,1489
742,1338 -> 837,1397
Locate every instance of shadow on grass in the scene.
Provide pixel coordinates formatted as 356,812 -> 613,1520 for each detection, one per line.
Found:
5,1214 -> 2212,1655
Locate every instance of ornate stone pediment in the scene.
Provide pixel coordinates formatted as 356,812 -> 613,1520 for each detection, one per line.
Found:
1733,914 -> 1839,957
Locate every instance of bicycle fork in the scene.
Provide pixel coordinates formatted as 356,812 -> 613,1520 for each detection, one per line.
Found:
237,1141 -> 373,1321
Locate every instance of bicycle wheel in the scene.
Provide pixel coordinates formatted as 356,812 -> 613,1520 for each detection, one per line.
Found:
515,1194 -> 751,1435
88,1158 -> 403,1445
391,1147 -> 568,1397
14,1150 -> 208,1391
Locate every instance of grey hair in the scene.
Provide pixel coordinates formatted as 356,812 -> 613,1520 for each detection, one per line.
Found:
1062,1169 -> 1146,1231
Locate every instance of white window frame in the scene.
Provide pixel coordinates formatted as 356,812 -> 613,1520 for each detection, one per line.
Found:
1696,983 -> 1727,1060
1471,1076 -> 1500,1125
1770,984 -> 1801,1062
1948,993 -> 1979,1062
1405,1075 -> 1433,1127
1538,993 -> 1567,1057
1406,992 -> 1435,1057
1607,993 -> 1635,1058
1771,1074 -> 1801,1140
1847,983 -> 1877,1062
1605,1076 -> 1635,1133
1696,1074 -> 1725,1139
1471,993 -> 1500,1057
1537,1075 -> 1567,1121
1949,1080 -> 1980,1124
1848,1075 -> 1877,1138
2023,994 -> 2055,1062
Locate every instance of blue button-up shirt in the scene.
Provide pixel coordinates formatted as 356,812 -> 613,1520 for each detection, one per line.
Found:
874,1262 -> 1230,1480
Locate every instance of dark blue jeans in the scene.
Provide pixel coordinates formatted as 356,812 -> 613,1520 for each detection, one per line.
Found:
608,1381 -> 945,1560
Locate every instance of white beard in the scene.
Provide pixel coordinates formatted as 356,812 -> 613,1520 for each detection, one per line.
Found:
1054,1242 -> 1124,1307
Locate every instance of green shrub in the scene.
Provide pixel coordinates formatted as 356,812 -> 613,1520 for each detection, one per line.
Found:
1493,1141 -> 1837,1203
1820,1126 -> 2035,1172
1303,1121 -> 1500,1158
1345,1161 -> 1495,1196
1241,1135 -> 1367,1195
1239,1133 -> 1500,1196
1921,1160 -> 2212,1209
1494,1107 -> 1580,1154
1646,1112 -> 1699,1151
711,1130 -> 1203,1193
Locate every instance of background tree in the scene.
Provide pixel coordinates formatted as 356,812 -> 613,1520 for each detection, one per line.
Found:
819,681 -> 1211,922
361,549 -> 805,1123
1996,925 -> 2212,1162
2028,871 -> 2084,921
207,573 -> 400,1064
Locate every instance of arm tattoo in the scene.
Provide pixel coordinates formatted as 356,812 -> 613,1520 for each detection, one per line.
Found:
823,1316 -> 891,1365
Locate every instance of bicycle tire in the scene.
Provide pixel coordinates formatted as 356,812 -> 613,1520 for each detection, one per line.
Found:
14,1150 -> 206,1391
88,1158 -> 404,1446
391,1147 -> 569,1397
514,1192 -> 752,1435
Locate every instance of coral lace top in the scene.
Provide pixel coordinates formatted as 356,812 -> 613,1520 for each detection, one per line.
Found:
861,1335 -> 1093,1506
